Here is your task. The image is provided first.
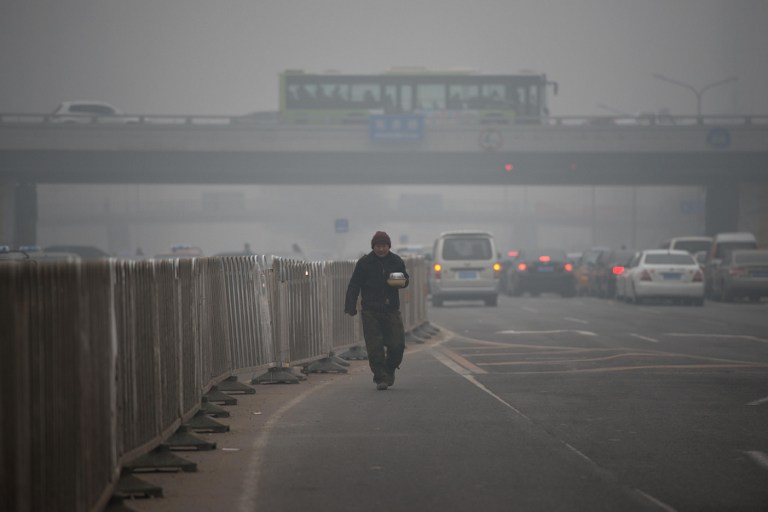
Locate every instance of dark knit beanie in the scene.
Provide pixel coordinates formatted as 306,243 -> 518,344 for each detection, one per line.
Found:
371,231 -> 392,248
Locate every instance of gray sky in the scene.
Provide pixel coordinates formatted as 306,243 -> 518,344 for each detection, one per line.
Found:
2,0 -> 767,116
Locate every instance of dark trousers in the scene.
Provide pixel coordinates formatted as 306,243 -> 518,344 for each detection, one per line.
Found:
361,309 -> 405,382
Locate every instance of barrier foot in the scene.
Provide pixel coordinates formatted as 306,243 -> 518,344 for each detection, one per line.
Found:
113,473 -> 164,499
329,351 -> 351,366
105,496 -> 140,512
163,426 -> 217,451
184,410 -> 230,433
412,326 -> 433,339
201,396 -> 231,418
339,345 -> 368,360
306,357 -> 349,374
204,388 -> 238,406
124,445 -> 197,473
405,331 -> 426,344
421,322 -> 440,334
252,366 -> 301,384
217,375 -> 256,394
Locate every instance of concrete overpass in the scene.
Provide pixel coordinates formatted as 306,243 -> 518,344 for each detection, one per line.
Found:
1,113 -> 767,246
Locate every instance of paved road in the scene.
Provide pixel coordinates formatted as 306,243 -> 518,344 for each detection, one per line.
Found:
126,295 -> 768,512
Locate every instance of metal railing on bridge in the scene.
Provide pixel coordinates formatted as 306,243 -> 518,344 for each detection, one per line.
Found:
1,254 -> 429,512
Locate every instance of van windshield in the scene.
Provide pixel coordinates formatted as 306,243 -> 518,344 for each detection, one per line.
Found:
673,240 -> 711,254
442,238 -> 492,260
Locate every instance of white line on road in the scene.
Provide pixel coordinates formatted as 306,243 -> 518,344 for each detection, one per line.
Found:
633,490 -> 679,512
629,333 -> 659,343
496,329 -> 597,336
746,396 -> 768,406
563,317 -> 589,324
745,451 -> 768,471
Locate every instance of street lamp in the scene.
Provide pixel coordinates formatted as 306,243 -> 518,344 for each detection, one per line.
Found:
653,73 -> 738,120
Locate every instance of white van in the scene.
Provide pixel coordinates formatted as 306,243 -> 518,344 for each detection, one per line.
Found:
704,232 -> 758,297
428,231 -> 501,307
658,236 -> 713,255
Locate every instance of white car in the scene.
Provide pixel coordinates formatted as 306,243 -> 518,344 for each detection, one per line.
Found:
623,249 -> 704,306
50,101 -> 139,124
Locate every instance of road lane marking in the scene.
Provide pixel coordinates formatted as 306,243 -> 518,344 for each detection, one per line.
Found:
478,352 -> 681,366
433,346 -> 488,374
746,396 -> 768,406
664,333 -> 768,344
745,451 -> 768,471
633,490 -> 679,512
629,333 -> 659,343
564,317 -> 589,324
497,329 -> 597,336
521,306 -> 538,313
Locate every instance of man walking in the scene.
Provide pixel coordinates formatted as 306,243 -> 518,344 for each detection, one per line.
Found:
344,231 -> 409,390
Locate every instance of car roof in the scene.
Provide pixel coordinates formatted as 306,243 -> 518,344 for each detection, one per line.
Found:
641,249 -> 691,255
438,230 -> 495,238
667,236 -> 713,242
713,232 -> 757,242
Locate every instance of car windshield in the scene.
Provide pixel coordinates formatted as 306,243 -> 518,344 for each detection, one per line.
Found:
442,238 -> 492,260
733,251 -> 768,265
645,253 -> 695,265
69,104 -> 116,115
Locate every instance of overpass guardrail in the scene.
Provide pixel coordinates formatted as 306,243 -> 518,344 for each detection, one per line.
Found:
1,254 -> 429,512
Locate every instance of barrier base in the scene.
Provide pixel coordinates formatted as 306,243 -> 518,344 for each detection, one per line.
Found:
204,388 -> 238,406
405,331 -> 426,344
252,366 -> 301,384
306,357 -> 349,374
421,322 -> 441,334
163,426 -> 217,451
105,496 -> 140,512
339,345 -> 368,360
201,396 -> 231,418
330,352 -> 351,366
113,473 -> 164,499
217,375 -> 256,394
184,410 -> 230,433
124,446 -> 197,473
412,326 -> 432,339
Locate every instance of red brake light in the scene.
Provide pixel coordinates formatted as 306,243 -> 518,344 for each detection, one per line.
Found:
612,266 -> 624,275
538,255 -> 551,262
507,250 -> 519,257
504,163 -> 514,172
564,263 -> 573,272
517,263 -> 527,271
728,267 -> 745,276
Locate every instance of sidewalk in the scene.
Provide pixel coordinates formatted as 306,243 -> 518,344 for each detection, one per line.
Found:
121,331 -> 447,512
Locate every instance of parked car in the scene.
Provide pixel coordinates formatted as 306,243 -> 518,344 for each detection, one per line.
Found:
505,248 -> 575,297
704,232 -> 758,298
710,249 -> 768,302
623,249 -> 704,305
428,231 -> 501,307
592,249 -> 637,298
573,247 -> 609,296
45,244 -> 110,260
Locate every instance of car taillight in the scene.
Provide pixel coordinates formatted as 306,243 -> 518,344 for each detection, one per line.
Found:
564,263 -> 573,272
612,266 -> 624,275
728,266 -> 745,276
538,255 -> 551,262
517,263 -> 527,271
493,262 -> 501,278
640,269 -> 652,281
693,270 -> 703,282
434,263 -> 442,280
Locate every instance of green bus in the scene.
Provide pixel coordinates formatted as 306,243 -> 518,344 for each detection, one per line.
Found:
279,69 -> 557,124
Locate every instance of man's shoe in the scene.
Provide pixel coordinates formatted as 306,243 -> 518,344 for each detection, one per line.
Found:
384,373 -> 395,387
376,382 -> 389,391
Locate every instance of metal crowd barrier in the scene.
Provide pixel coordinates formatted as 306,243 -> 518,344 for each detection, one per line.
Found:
1,253 -> 429,512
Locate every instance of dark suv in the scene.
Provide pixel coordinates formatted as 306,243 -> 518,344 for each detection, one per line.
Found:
505,249 -> 575,297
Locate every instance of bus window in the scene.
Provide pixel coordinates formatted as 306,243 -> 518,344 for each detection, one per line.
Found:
350,84 -> 380,108
482,85 -> 505,108
416,84 -> 446,111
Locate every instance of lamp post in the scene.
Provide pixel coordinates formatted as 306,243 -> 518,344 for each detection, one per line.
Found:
653,73 -> 737,121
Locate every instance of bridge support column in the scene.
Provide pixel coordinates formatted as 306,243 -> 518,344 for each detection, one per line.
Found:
704,181 -> 738,236
0,180 -> 37,248
738,182 -> 768,245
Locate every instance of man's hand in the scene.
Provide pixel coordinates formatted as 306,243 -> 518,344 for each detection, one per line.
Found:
345,308 -> 357,317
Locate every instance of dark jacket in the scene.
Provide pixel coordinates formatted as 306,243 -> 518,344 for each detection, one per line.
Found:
345,251 -> 409,313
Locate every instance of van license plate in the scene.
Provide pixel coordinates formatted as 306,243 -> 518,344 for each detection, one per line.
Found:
458,271 -> 478,279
